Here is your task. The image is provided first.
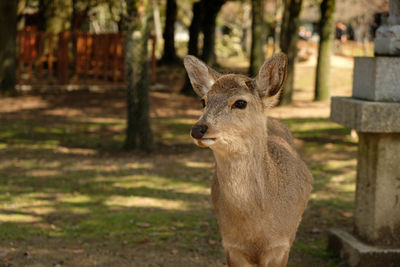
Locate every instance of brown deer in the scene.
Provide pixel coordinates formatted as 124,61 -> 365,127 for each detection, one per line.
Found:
184,53 -> 313,267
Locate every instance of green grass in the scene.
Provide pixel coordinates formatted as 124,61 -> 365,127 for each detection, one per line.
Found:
0,101 -> 357,265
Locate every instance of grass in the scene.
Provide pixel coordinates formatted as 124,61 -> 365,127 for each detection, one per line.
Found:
0,58 -> 357,266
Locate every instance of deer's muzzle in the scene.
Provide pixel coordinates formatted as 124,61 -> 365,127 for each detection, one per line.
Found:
191,125 -> 208,139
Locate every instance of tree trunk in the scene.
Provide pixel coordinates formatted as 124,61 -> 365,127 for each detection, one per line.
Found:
17,0 -> 25,31
0,0 -> 17,95
180,1 -> 204,96
124,0 -> 154,151
160,0 -> 178,64
249,0 -> 265,76
241,3 -> 251,56
152,0 -> 162,48
201,0 -> 226,65
314,0 -> 336,101
38,0 -> 49,31
279,0 -> 302,106
188,1 -> 204,57
273,0 -> 283,53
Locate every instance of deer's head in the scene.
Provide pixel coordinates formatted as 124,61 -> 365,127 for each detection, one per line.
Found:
184,53 -> 287,153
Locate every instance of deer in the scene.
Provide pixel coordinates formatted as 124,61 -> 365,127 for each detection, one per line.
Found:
183,53 -> 313,267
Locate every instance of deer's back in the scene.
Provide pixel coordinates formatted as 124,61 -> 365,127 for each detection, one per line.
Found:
267,117 -> 313,221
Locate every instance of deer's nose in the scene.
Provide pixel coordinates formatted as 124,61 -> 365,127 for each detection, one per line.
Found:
191,125 -> 208,139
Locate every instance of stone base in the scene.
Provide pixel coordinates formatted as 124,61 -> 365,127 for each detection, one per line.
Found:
328,228 -> 400,267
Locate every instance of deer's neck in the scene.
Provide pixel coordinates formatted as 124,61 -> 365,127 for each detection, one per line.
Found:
213,130 -> 273,210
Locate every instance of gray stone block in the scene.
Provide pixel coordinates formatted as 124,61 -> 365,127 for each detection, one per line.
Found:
355,133 -> 400,246
328,228 -> 400,267
330,97 -> 400,133
353,57 -> 400,102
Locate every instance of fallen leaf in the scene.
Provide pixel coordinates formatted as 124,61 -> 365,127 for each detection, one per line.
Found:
208,239 -> 216,245
311,227 -> 321,233
136,222 -> 150,228
340,211 -> 353,218
134,238 -> 150,244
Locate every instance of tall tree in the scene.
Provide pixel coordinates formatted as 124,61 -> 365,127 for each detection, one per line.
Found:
124,0 -> 154,151
201,0 -> 226,65
0,0 -> 17,94
160,0 -> 179,63
314,0 -> 336,101
188,1 -> 204,57
38,0 -> 51,31
181,1 -> 204,96
279,0 -> 302,106
249,0 -> 265,76
180,0 -> 226,95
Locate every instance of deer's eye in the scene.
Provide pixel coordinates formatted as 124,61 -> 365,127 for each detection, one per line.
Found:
232,100 -> 247,109
201,99 -> 206,108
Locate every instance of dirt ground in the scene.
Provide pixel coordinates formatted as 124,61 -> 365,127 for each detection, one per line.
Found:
0,57 -> 354,267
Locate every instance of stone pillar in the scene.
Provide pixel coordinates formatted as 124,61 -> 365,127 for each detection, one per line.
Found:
329,67 -> 400,266
355,133 -> 400,247
329,4 -> 400,262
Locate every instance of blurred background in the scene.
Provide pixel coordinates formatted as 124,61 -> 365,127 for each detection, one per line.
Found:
0,0 -> 390,266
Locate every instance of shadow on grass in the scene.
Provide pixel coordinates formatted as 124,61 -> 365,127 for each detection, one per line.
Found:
0,92 -> 357,266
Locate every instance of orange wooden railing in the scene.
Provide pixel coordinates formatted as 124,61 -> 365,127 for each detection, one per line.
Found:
17,28 -> 126,86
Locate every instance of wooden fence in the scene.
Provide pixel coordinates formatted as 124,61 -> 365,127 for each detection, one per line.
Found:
17,28 -> 125,86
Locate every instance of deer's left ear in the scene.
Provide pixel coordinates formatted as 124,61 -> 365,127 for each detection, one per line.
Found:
255,53 -> 287,98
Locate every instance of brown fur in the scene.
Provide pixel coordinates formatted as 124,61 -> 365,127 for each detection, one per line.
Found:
184,54 -> 313,267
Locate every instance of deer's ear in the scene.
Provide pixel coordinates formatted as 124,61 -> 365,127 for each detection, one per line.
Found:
184,55 -> 221,97
255,53 -> 287,98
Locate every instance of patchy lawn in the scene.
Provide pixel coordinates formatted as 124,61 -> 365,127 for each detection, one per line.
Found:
0,56 -> 355,266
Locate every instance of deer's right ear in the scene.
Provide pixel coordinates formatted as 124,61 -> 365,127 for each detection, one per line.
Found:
255,53 -> 288,98
184,56 -> 220,97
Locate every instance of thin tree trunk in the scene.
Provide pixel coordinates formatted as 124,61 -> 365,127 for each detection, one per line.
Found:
241,3 -> 251,56
314,0 -> 335,101
17,0 -> 25,31
160,0 -> 178,64
188,1 -> 204,57
273,0 -> 282,53
201,0 -> 226,65
278,0 -> 302,106
0,0 -> 17,94
124,0 -> 154,151
181,1 -> 204,96
152,0 -> 162,50
38,0 -> 49,31
249,0 -> 265,76
71,0 -> 77,31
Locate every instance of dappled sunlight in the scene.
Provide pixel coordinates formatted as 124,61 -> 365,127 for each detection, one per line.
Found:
112,175 -> 209,195
56,146 -> 98,156
105,195 -> 192,211
0,57 -> 360,266
0,96 -> 49,113
123,162 -> 154,170
184,161 -> 214,169
59,194 -> 92,204
43,108 -> 85,117
0,213 -> 41,223
27,169 -> 62,177
78,117 -> 124,124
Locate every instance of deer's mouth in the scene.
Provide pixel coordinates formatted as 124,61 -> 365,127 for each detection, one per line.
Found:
195,138 -> 216,147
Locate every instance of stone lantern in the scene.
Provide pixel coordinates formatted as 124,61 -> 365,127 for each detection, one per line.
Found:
328,1 -> 400,266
